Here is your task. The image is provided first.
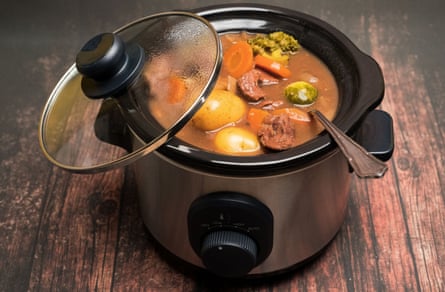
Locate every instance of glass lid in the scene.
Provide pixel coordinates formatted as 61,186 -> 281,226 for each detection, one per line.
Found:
39,12 -> 222,173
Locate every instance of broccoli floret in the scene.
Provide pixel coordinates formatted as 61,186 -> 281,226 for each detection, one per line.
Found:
248,31 -> 300,63
285,81 -> 318,105
248,35 -> 277,55
268,31 -> 300,53
265,48 -> 288,63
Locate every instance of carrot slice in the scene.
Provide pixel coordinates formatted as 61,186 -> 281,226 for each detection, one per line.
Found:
168,75 -> 187,104
223,41 -> 254,78
272,108 -> 311,123
254,55 -> 292,78
247,108 -> 270,132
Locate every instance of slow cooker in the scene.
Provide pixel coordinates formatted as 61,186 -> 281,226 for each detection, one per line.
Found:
39,4 -> 394,278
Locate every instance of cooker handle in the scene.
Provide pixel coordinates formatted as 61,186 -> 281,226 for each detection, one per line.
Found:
93,98 -> 133,153
354,110 -> 394,162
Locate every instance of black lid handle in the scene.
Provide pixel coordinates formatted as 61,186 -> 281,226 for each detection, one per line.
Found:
76,33 -> 145,99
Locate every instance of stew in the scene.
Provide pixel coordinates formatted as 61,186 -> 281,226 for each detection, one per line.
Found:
146,31 -> 339,155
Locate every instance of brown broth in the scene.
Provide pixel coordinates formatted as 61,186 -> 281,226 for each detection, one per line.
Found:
148,32 -> 339,155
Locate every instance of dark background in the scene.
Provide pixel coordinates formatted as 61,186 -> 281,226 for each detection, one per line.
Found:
1,0 -> 444,290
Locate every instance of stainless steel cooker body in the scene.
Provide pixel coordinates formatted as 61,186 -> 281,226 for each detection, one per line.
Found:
133,145 -> 351,276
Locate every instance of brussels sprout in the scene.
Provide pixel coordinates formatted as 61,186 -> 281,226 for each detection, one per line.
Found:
285,81 -> 318,105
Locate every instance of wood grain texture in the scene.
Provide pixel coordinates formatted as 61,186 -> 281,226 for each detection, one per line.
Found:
1,0 -> 444,291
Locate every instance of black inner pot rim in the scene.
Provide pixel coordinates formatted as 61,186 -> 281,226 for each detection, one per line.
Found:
140,4 -> 385,176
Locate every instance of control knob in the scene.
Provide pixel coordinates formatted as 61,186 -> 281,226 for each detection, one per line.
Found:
200,230 -> 257,278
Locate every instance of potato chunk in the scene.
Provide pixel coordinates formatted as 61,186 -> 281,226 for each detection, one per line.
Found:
215,127 -> 260,154
192,89 -> 246,131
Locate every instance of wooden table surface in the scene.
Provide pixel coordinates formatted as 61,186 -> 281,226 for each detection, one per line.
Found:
1,0 -> 444,291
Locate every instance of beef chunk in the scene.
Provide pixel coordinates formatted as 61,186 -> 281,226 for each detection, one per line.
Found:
237,69 -> 278,101
258,114 -> 296,150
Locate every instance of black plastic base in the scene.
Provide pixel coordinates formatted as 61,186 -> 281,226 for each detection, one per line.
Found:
142,224 -> 336,286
